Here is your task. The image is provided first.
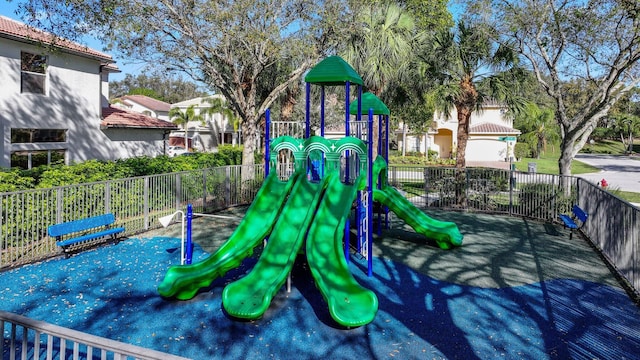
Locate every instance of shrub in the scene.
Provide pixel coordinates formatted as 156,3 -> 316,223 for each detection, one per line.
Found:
514,142 -> 531,160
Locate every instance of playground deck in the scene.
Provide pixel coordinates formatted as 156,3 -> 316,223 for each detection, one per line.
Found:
2,208 -> 640,359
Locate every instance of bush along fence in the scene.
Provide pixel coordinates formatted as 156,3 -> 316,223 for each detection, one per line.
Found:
1,164 -> 638,299
0,165 -> 264,269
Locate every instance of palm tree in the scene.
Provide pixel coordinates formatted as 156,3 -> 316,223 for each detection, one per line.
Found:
420,20 -> 526,205
168,105 -> 204,150
201,96 -> 239,147
342,3 -> 418,157
518,103 -> 559,158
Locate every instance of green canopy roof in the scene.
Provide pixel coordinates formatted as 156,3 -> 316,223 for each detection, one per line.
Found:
304,56 -> 363,86
349,92 -> 390,115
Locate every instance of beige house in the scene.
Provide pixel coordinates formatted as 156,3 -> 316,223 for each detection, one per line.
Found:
397,100 -> 520,162
112,95 -> 171,121
170,95 -> 239,152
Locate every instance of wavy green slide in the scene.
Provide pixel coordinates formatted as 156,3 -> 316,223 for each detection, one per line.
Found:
221,174 -> 327,319
374,186 -> 463,249
306,173 -> 378,327
157,171 -> 298,300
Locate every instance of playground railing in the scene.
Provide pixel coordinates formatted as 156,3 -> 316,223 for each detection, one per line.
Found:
387,164 -> 639,299
0,310 -> 189,360
1,164 -> 637,298
0,164 -> 264,270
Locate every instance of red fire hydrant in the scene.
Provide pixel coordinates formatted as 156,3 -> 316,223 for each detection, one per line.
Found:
600,178 -> 608,188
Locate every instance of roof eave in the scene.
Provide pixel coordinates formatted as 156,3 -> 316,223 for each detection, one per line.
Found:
0,33 -> 113,62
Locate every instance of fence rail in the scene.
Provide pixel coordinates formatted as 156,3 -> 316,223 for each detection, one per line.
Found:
1,165 -> 264,270
1,163 -> 638,358
1,165 -> 638,293
1,310 -> 189,360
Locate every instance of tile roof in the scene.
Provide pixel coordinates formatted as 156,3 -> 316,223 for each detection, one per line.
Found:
101,106 -> 178,130
0,15 -> 113,62
470,122 -> 521,135
172,94 -> 224,107
121,95 -> 171,112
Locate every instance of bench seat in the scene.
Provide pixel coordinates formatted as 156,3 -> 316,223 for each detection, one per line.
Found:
55,227 -> 125,247
48,213 -> 125,252
558,205 -> 588,239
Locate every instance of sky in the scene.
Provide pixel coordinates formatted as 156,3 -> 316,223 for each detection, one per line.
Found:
0,0 -> 139,82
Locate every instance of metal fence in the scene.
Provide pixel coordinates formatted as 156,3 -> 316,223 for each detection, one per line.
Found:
388,165 -> 638,298
0,165 -> 264,270
1,163 -> 638,359
1,164 -> 638,296
0,310 -> 189,360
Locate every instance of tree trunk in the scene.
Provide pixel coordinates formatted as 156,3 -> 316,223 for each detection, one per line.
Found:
280,85 -> 298,122
402,123 -> 406,156
454,105 -> 471,208
241,117 -> 258,185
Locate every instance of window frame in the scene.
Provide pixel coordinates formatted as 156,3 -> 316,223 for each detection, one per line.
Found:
20,51 -> 48,95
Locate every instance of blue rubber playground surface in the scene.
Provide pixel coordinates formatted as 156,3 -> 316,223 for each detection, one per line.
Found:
2,210 -> 640,359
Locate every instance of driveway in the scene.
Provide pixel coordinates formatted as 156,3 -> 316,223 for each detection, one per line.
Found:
574,154 -> 640,192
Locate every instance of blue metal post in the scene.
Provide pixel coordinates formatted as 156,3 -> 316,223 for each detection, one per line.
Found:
265,109 -> 270,176
344,81 -> 351,262
367,108 -> 374,277
384,114 -> 390,229
186,204 -> 193,265
305,82 -> 311,138
345,217 -> 350,263
321,86 -> 325,137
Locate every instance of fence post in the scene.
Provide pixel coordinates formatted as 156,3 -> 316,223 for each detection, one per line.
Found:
56,188 -> 63,223
202,170 -> 208,213
105,181 -> 111,215
509,166 -> 514,216
175,173 -> 182,210
225,167 -> 231,207
144,176 -> 150,230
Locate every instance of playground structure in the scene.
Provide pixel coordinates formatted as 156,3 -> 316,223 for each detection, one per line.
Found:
158,56 -> 463,327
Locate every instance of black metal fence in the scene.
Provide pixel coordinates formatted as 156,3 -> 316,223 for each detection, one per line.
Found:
1,164 -> 637,297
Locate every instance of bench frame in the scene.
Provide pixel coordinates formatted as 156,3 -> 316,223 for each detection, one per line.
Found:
48,213 -> 125,254
558,205 -> 588,240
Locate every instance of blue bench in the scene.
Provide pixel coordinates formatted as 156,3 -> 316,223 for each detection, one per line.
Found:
558,205 -> 588,240
48,213 -> 125,253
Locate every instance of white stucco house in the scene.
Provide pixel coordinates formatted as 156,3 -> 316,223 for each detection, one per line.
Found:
397,100 -> 521,162
170,95 -> 240,152
112,95 -> 171,121
0,15 -> 177,169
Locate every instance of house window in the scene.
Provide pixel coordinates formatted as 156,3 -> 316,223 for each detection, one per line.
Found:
21,52 -> 47,94
11,128 -> 66,143
11,150 -> 65,169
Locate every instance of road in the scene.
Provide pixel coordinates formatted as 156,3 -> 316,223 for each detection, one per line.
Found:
574,154 -> 640,192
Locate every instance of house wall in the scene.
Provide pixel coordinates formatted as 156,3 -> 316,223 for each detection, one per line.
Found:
466,136 -> 511,162
0,37 -> 166,168
171,96 -> 238,152
395,104 -> 518,161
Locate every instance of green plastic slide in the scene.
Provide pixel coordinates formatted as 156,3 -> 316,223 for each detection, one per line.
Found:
374,185 -> 463,249
306,173 -> 378,327
157,171 -> 298,300
221,174 -> 328,319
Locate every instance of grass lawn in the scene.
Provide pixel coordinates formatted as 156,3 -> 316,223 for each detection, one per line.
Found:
515,139 -> 636,174
515,140 -> 640,203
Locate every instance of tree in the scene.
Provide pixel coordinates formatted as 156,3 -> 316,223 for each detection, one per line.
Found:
17,0 -> 353,171
419,20 -> 526,205
465,0 -> 640,176
610,115 -> 640,153
421,20 -> 525,169
110,73 -> 207,103
201,96 -> 240,147
516,103 -> 559,158
342,2 -> 420,157
168,105 -> 203,150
